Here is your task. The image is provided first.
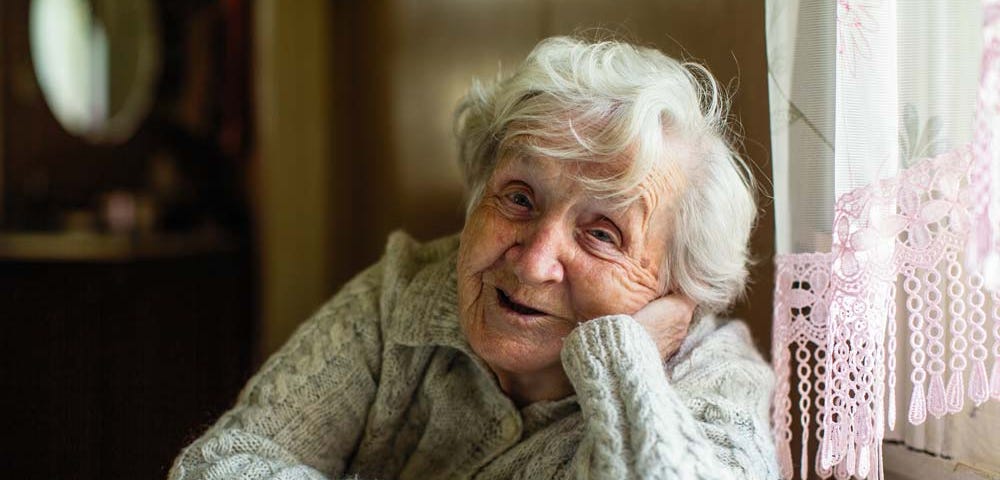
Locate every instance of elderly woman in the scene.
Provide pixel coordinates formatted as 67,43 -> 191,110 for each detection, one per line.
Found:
169,36 -> 778,479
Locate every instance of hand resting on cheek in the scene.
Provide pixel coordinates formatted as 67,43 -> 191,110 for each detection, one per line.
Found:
630,293 -> 696,361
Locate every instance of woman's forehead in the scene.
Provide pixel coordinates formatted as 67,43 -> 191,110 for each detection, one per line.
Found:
497,153 -> 665,219
499,149 -> 629,180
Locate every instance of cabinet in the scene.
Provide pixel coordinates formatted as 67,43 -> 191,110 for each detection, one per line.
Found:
0,236 -> 254,479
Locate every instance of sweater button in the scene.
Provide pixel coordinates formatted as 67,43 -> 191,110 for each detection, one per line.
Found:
500,415 -> 520,442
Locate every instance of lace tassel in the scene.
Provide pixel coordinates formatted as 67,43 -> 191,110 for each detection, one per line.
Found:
776,428 -> 793,479
835,458 -> 849,480
857,443 -> 871,479
969,359 -> 990,405
887,318 -> 897,431
908,381 -> 927,424
876,443 -> 885,480
945,371 -> 965,413
800,433 -> 809,480
821,422 -> 841,469
845,439 -> 856,477
927,374 -> 947,418
990,359 -> 1000,400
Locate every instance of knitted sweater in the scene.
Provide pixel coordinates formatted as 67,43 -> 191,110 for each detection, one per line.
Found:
168,232 -> 778,479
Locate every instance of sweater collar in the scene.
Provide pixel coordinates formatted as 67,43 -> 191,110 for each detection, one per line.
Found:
385,236 -> 472,354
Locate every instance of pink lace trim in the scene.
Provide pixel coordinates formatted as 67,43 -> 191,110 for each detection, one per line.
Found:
772,252 -> 837,479
772,4 -> 1000,479
772,147 -> 1000,479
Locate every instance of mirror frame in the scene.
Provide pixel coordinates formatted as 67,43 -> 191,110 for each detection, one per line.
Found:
28,0 -> 162,144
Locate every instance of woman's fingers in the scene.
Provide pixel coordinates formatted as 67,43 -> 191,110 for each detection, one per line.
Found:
633,294 -> 696,360
633,294 -> 695,325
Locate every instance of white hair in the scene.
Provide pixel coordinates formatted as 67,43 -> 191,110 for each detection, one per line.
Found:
454,36 -> 757,315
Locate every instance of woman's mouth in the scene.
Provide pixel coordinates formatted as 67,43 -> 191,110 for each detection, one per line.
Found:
496,288 -> 547,316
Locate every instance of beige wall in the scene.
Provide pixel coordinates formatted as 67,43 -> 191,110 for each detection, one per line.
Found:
385,0 -> 547,240
256,0 -> 774,358
254,0 -> 334,357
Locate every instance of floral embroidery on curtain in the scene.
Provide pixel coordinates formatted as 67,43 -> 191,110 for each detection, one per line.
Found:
767,1 -> 1000,478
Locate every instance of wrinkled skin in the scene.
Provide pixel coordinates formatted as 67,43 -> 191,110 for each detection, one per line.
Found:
457,152 -> 694,406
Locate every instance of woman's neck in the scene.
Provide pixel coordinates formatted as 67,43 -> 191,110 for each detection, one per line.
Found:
492,365 -> 573,408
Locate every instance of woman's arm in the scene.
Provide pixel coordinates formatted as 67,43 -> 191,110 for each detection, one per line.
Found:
561,314 -> 778,480
168,265 -> 385,480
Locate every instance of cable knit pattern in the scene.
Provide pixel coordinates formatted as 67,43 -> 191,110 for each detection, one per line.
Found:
169,232 -> 778,480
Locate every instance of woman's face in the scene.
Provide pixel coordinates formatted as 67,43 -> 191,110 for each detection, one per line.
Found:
457,151 -> 676,381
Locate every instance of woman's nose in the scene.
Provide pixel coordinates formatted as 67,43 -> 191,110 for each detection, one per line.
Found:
508,220 -> 566,285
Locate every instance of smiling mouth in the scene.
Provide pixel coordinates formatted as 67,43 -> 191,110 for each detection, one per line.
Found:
496,288 -> 547,316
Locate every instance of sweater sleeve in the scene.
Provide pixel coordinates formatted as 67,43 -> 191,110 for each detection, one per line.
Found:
561,315 -> 779,480
168,264 -> 385,480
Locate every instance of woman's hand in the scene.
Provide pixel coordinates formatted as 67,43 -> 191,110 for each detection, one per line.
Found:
632,294 -> 696,361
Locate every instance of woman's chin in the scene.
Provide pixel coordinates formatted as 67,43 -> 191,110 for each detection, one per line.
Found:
465,323 -> 563,377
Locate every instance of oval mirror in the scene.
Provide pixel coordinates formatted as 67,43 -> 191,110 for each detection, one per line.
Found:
29,0 -> 161,144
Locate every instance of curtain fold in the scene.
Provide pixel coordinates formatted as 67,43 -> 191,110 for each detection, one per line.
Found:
767,1 -> 1000,478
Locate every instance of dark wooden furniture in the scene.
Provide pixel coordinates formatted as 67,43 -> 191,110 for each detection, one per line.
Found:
0,0 -> 256,474
0,234 -> 254,479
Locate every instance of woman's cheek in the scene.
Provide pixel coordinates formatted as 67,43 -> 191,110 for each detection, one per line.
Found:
572,265 -> 658,319
484,209 -> 518,250
460,205 -> 516,273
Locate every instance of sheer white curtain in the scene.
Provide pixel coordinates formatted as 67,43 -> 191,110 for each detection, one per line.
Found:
767,1 -> 1000,479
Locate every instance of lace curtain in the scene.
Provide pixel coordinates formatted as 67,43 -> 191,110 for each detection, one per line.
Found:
767,1 -> 1000,479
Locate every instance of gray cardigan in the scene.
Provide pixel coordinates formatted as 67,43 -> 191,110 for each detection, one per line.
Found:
169,232 -> 778,479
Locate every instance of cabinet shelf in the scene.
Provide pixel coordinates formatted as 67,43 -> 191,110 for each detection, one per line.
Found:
0,229 -> 236,262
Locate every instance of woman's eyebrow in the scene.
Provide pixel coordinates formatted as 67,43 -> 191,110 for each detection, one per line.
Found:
611,196 -> 655,234
583,197 -> 641,232
511,151 -> 543,169
608,190 -> 650,218
636,195 -> 653,223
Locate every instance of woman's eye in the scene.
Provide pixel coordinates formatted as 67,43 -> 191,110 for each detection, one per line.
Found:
588,228 -> 617,245
507,192 -> 533,209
